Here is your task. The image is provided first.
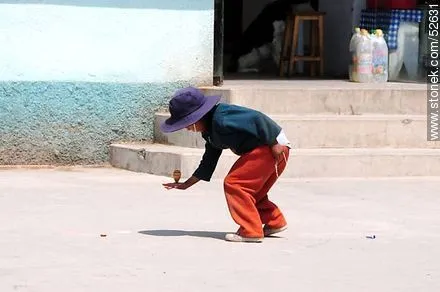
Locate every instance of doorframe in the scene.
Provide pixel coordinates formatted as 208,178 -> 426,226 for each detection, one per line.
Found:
213,0 -> 224,86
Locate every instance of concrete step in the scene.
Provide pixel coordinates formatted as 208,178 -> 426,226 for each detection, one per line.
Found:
154,113 -> 438,149
109,143 -> 440,179
199,81 -> 427,115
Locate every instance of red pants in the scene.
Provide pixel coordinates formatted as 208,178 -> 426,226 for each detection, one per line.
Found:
224,145 -> 289,238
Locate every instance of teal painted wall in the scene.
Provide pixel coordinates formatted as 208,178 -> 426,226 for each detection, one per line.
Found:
0,81 -> 191,164
0,0 -> 214,164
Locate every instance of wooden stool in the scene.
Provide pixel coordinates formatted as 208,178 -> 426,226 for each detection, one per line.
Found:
279,11 -> 325,77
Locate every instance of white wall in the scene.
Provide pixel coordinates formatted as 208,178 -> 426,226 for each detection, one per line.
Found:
0,1 -> 214,84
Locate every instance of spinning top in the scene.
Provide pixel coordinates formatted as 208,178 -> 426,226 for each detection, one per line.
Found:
172,169 -> 181,183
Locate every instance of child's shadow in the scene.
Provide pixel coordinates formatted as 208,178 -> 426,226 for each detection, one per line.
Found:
138,229 -> 227,241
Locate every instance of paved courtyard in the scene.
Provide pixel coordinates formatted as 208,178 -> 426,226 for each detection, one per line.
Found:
0,168 -> 439,292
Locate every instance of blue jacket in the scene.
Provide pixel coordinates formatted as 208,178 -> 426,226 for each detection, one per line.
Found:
193,103 -> 282,181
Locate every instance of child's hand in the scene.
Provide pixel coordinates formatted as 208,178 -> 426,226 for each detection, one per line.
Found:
162,176 -> 200,190
271,143 -> 285,162
162,183 -> 188,190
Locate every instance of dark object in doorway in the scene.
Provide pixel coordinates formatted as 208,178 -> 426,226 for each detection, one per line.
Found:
227,0 -> 312,72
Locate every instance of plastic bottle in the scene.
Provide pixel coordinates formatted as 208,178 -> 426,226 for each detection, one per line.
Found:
369,30 -> 379,79
370,29 -> 378,44
356,29 -> 373,83
372,29 -> 389,83
349,27 -> 361,82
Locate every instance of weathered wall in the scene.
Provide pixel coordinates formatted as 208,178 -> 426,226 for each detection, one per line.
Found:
0,0 -> 214,164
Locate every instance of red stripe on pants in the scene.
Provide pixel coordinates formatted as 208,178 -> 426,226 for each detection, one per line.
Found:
223,145 -> 289,238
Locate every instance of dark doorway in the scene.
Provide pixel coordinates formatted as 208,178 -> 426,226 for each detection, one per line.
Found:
224,0 -> 244,55
214,0 -> 320,85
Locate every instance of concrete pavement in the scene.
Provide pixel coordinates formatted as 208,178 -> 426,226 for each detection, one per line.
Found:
0,168 -> 439,292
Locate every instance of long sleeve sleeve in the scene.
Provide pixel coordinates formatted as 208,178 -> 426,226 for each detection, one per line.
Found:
192,142 -> 223,182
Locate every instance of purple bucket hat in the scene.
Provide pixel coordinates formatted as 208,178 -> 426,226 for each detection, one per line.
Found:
160,87 -> 221,133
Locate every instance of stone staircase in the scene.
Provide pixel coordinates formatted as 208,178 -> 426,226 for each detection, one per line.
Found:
110,80 -> 440,179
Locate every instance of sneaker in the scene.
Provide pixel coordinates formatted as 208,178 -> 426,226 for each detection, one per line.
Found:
224,233 -> 263,243
263,225 -> 288,237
